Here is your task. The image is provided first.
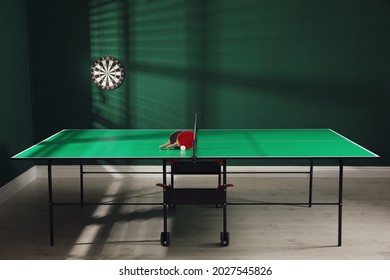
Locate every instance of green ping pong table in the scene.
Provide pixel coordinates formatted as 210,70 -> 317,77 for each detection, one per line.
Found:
12,128 -> 378,247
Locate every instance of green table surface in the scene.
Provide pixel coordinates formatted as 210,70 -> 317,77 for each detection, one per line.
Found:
12,129 -> 378,160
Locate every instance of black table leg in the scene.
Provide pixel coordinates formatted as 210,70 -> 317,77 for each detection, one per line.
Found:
48,160 -> 54,246
80,161 -> 84,207
309,159 -> 313,207
161,159 -> 170,246
338,159 -> 344,246
220,160 -> 229,246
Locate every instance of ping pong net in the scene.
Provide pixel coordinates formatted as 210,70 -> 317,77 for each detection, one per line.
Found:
192,113 -> 198,159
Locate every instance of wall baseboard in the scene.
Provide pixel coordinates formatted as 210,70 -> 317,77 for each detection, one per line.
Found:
2,165 -> 389,205
0,166 -> 36,204
34,165 -> 390,178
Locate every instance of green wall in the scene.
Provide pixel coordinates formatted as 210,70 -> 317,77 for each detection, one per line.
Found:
5,0 -> 389,178
0,0 -> 33,186
27,0 -> 92,139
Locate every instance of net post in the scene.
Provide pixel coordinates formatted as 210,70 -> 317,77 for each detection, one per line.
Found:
192,113 -> 198,161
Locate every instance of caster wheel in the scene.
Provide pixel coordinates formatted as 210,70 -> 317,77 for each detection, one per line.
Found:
160,232 -> 171,247
220,232 -> 229,247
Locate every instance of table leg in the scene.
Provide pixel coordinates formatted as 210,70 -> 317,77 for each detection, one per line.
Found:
220,160 -> 229,246
220,200 -> 229,246
222,160 -> 227,185
163,159 -> 167,186
309,159 -> 313,207
80,161 -> 84,207
161,159 -> 170,246
338,159 -> 344,246
48,160 -> 54,246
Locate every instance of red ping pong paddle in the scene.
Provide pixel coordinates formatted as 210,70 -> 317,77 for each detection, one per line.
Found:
167,130 -> 194,150
159,130 -> 183,149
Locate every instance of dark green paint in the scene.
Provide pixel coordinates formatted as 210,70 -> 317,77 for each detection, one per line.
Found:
2,0 -> 389,187
0,0 -> 33,186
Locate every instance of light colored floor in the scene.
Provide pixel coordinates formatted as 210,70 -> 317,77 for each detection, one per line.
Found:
0,171 -> 389,260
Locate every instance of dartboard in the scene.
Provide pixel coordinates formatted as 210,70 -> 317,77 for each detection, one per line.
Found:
90,56 -> 125,90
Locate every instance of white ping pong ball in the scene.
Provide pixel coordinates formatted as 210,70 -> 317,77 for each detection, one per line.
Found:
180,145 -> 186,151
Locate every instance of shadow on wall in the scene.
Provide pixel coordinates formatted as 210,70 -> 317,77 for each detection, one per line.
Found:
89,0 -> 203,129
88,0 -> 389,164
